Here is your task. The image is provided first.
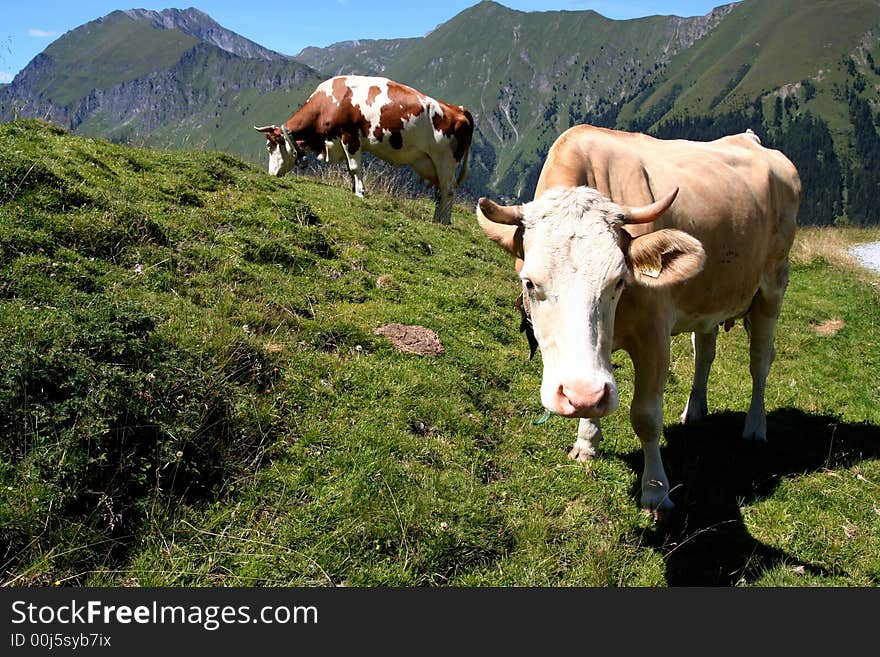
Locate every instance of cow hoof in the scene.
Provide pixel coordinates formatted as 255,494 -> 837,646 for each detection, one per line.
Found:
680,399 -> 708,425
742,412 -> 767,442
567,438 -> 598,462
640,483 -> 674,521
642,503 -> 674,523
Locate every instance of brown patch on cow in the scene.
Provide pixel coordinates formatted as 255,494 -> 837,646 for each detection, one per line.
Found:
366,85 -> 382,106
284,76 -> 371,154
331,76 -> 351,104
813,318 -> 845,336
432,104 -> 475,161
377,81 -> 425,142
373,323 -> 444,355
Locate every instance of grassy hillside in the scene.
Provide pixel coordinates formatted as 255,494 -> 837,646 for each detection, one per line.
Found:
1,121 -> 878,586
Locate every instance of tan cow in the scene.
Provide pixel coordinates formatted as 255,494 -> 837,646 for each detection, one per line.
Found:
476,125 -> 801,516
256,75 -> 474,224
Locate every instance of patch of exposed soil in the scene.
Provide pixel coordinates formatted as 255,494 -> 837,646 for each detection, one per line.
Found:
813,318 -> 845,337
373,323 -> 444,355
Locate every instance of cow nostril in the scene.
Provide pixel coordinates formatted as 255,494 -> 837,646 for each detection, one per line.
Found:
559,381 -> 609,411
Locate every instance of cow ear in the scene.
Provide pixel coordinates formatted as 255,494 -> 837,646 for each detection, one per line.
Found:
627,229 -> 705,288
476,199 -> 524,260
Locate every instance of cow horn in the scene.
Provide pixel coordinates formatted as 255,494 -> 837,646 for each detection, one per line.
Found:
477,197 -> 524,226
621,187 -> 679,224
254,125 -> 277,133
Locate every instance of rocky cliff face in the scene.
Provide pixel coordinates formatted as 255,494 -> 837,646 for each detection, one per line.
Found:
77,44 -> 316,133
664,3 -> 739,51
1,53 -> 58,123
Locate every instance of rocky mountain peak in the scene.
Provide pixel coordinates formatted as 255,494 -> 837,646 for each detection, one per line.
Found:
121,7 -> 287,61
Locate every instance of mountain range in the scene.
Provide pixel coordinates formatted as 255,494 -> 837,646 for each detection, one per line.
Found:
3,0 -> 880,225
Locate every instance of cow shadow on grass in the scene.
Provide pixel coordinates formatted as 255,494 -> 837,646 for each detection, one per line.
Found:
621,408 -> 880,586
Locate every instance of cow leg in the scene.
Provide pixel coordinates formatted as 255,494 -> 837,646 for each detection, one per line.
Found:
568,418 -> 603,462
629,334 -> 674,516
340,141 -> 365,197
430,155 -> 456,225
742,265 -> 787,441
680,326 -> 718,424
742,309 -> 776,441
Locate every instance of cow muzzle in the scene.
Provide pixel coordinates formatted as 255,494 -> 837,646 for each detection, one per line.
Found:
546,379 -> 617,419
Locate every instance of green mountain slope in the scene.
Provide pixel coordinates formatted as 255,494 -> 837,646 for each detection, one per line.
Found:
294,38 -> 421,76
625,0 -> 880,122
6,8 -> 287,109
24,11 -> 200,107
618,0 -> 880,225
377,0 -> 733,199
71,42 -> 323,165
2,122 -> 879,586
0,9 -> 323,167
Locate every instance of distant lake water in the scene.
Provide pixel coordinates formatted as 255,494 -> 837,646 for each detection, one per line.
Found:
850,241 -> 880,275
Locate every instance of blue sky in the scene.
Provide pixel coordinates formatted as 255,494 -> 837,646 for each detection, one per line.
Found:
0,1 -> 732,83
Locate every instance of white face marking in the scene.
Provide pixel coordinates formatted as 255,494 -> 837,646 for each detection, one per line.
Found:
519,187 -> 628,418
266,140 -> 293,177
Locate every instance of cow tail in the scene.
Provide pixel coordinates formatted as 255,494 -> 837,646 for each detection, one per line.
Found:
457,140 -> 471,186
456,109 -> 474,186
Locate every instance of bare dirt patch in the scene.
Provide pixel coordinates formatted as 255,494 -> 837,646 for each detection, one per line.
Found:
813,318 -> 845,337
373,323 -> 445,355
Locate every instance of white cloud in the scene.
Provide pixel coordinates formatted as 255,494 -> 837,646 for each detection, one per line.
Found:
28,28 -> 60,38
0,71 -> 12,83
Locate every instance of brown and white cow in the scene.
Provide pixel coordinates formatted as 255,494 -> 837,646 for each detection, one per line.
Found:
255,75 -> 474,224
476,125 -> 801,516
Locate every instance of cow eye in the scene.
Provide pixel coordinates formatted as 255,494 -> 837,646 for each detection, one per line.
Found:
615,278 -> 625,291
523,279 -> 536,292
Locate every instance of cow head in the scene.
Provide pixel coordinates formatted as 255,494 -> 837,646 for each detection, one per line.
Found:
477,186 -> 704,419
254,125 -> 308,176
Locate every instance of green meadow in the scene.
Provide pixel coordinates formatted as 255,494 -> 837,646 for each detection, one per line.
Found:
1,120 -> 878,586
